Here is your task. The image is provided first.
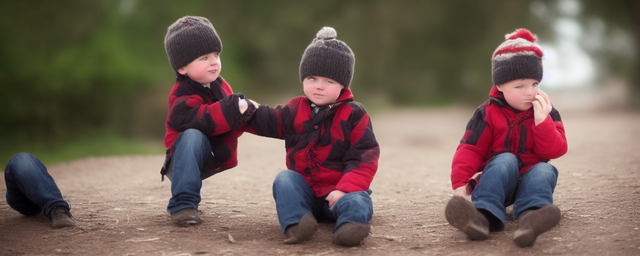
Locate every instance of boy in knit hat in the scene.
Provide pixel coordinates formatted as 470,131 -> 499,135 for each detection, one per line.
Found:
246,26 -> 379,246
161,15 -> 258,227
444,28 -> 568,247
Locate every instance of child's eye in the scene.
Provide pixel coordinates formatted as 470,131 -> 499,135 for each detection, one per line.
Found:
532,83 -> 539,87
201,57 -> 208,61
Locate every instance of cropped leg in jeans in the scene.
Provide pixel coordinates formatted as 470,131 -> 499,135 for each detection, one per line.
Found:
165,129 -> 211,214
472,153 -> 558,229
272,170 -> 373,233
4,152 -> 70,217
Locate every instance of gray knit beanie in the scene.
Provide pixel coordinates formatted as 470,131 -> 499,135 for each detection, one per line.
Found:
491,28 -> 544,86
164,16 -> 222,72
299,26 -> 355,88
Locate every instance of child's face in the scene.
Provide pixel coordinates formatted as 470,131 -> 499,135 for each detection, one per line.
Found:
496,78 -> 540,112
177,52 -> 222,85
303,76 -> 344,106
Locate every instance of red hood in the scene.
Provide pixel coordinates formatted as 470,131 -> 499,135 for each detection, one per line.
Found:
337,88 -> 354,102
489,85 -> 504,99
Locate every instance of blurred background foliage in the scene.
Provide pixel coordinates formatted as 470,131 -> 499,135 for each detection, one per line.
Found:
0,0 -> 638,165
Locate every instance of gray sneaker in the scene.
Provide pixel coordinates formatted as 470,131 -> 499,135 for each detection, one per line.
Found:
445,196 -> 489,240
50,206 -> 75,228
170,208 -> 202,227
513,205 -> 561,247
332,222 -> 371,246
283,213 -> 318,244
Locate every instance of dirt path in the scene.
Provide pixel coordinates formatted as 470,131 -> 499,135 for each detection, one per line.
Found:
0,108 -> 638,256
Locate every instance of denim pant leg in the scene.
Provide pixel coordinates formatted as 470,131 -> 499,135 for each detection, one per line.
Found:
512,162 -> 558,220
472,153 -> 520,229
4,153 -> 69,217
272,170 -> 315,233
321,190 -> 373,232
166,129 -> 211,214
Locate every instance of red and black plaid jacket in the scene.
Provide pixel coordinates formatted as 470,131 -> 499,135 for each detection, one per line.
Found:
248,88 -> 380,197
451,86 -> 568,190
161,76 -> 255,180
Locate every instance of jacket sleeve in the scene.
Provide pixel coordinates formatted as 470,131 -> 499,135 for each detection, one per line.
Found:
532,107 -> 568,159
246,104 -> 285,139
168,93 -> 256,136
451,106 -> 493,190
336,103 -> 380,193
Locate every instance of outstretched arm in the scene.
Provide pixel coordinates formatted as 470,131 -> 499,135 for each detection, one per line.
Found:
168,93 -> 256,136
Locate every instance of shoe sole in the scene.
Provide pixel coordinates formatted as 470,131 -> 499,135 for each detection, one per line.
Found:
445,196 -> 489,240
513,205 -> 561,247
171,209 -> 203,227
52,218 -> 76,228
333,223 -> 371,246
283,214 -> 318,244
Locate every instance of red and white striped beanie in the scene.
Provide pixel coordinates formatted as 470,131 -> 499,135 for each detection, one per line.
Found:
491,28 -> 544,86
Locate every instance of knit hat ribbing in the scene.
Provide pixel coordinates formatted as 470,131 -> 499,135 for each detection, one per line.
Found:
164,16 -> 222,72
299,27 -> 355,88
491,29 -> 543,86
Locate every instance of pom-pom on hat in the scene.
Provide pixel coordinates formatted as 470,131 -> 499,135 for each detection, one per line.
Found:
491,28 -> 544,86
299,26 -> 355,88
164,16 -> 222,72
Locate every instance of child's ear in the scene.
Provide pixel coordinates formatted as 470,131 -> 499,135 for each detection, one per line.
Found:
495,85 -> 503,92
177,67 -> 188,76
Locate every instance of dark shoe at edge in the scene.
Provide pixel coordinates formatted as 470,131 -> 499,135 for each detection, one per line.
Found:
513,205 -> 561,247
50,206 -> 76,228
283,213 -> 318,244
171,208 -> 203,227
445,195 -> 489,240
332,222 -> 371,246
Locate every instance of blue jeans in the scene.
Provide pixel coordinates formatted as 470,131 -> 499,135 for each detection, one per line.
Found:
4,152 -> 70,217
272,170 -> 373,233
472,153 -> 558,230
165,129 -> 211,214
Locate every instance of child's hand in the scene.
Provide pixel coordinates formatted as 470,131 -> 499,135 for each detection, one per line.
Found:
247,99 -> 260,109
238,99 -> 248,114
532,90 -> 552,126
326,190 -> 346,209
453,186 -> 471,201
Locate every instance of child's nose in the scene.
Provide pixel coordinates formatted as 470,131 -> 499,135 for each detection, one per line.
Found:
525,87 -> 535,95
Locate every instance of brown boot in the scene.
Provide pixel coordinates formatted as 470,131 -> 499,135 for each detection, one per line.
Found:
50,206 -> 75,228
513,205 -> 561,247
332,222 -> 371,246
445,196 -> 489,240
283,213 -> 318,244
170,208 -> 202,227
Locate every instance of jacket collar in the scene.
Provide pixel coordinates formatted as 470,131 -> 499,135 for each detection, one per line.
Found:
175,76 -> 227,100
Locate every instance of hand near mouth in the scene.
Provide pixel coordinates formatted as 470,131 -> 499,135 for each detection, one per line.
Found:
532,90 -> 552,126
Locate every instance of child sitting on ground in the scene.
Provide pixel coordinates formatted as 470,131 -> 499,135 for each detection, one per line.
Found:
247,26 -> 380,246
445,28 -> 568,247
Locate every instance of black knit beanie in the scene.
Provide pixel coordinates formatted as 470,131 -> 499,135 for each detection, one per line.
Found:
164,16 -> 222,72
299,26 -> 355,88
491,28 -> 544,86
